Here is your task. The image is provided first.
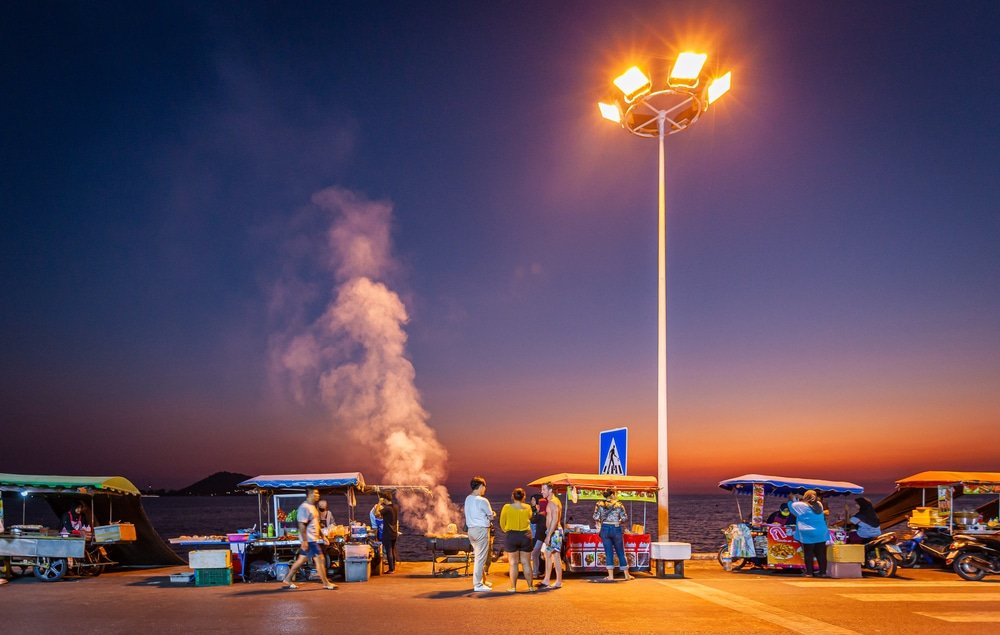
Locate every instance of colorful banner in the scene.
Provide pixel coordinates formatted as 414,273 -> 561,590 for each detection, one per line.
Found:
964,483 -> 1000,495
938,485 -> 953,522
574,488 -> 655,503
751,483 -> 764,526
766,524 -> 802,568
565,531 -> 650,570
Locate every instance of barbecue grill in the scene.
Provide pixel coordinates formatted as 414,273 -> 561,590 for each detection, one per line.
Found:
425,533 -> 472,577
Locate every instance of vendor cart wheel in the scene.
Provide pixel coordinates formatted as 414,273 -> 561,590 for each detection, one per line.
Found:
717,545 -> 745,571
34,557 -> 67,582
954,552 -> 987,582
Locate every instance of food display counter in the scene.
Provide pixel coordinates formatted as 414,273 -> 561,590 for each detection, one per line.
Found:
527,472 -> 658,574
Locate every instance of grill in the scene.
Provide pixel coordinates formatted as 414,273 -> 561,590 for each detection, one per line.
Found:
425,533 -> 472,577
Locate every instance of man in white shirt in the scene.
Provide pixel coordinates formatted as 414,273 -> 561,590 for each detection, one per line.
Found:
464,476 -> 495,592
282,488 -> 337,590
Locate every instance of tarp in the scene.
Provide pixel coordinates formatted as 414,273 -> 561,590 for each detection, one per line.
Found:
238,472 -> 366,491
0,473 -> 140,496
718,474 -> 863,497
527,473 -> 658,491
895,471 -> 1000,488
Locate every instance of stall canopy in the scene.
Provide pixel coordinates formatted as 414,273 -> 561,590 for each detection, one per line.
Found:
718,474 -> 864,497
0,473 -> 140,496
238,472 -> 367,492
527,473 -> 658,502
874,471 -> 1000,529
0,473 -> 183,566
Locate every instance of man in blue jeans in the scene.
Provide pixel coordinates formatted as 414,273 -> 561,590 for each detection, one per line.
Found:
464,476 -> 495,592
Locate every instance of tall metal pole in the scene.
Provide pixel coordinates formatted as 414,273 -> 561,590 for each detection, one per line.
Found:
656,112 -> 669,541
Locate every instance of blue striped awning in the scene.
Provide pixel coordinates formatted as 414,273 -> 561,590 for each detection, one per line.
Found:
719,474 -> 863,497
239,473 -> 366,490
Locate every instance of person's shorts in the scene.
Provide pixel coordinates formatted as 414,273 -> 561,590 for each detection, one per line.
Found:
504,530 -> 532,553
299,542 -> 323,558
542,528 -> 564,554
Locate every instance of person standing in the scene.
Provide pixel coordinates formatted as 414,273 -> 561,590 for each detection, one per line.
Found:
499,488 -> 535,592
282,488 -> 337,590
317,499 -> 335,531
539,482 -> 564,589
529,493 -> 547,576
464,476 -> 495,592
790,490 -> 829,577
594,489 -> 633,581
380,492 -> 400,574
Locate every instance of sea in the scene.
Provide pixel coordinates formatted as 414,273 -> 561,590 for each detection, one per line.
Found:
8,493 -> 750,558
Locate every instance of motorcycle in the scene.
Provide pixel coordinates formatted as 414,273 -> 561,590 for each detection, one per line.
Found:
862,533 -> 903,577
897,527 -> 953,567
946,534 -> 1000,581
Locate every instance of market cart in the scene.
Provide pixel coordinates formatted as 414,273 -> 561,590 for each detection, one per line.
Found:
526,473 -> 657,574
717,474 -> 860,572
0,473 -> 181,581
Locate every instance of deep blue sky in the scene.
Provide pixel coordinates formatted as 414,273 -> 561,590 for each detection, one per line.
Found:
2,1 -> 998,492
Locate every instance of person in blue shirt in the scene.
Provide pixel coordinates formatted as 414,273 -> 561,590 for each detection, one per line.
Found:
846,497 -> 883,544
789,490 -> 829,577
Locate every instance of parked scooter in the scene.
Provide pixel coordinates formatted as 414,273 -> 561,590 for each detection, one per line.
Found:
897,528 -> 953,567
946,534 -> 1000,581
862,533 -> 903,577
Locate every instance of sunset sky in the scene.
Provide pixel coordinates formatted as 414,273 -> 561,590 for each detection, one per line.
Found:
2,2 -> 998,495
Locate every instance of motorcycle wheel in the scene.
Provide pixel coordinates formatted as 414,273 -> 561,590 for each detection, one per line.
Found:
900,548 -> 919,568
717,545 -> 746,571
953,552 -> 987,582
875,547 -> 897,578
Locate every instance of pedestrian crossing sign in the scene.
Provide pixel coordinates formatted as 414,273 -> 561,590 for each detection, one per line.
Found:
599,427 -> 628,476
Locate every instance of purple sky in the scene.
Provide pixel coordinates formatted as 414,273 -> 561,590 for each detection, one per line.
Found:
2,2 -> 998,493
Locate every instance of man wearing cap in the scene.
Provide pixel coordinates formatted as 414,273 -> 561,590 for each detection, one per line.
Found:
464,476 -> 495,592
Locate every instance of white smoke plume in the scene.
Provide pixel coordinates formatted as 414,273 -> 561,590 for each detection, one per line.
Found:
272,186 -> 458,533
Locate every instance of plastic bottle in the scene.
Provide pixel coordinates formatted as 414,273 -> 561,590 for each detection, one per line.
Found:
266,523 -> 274,538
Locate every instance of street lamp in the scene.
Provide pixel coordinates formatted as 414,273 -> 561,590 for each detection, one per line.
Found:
599,53 -> 731,541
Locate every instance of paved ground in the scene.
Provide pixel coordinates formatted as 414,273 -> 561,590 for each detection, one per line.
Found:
2,560 -> 999,634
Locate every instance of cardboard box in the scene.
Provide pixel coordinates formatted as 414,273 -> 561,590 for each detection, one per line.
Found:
93,523 -> 137,543
189,549 -> 231,569
827,562 -> 862,578
826,544 -> 864,563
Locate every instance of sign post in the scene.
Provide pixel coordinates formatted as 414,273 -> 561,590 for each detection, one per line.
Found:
599,427 -> 628,476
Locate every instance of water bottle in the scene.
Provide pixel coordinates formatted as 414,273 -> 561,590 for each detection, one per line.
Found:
266,523 -> 275,538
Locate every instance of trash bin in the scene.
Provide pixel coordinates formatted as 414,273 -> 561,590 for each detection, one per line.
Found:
345,557 -> 371,582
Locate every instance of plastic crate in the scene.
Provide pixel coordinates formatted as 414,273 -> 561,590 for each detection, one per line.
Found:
195,567 -> 232,587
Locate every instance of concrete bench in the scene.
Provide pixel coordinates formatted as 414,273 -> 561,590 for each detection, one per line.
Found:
651,541 -> 691,578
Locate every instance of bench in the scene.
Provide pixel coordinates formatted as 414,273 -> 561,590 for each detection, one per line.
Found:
651,541 -> 691,578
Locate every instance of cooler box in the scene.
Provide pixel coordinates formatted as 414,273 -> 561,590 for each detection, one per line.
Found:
189,549 -> 232,569
345,557 -> 371,582
93,523 -> 137,543
827,562 -> 862,578
826,544 -> 864,563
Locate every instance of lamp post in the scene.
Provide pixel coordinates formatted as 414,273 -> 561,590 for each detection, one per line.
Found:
599,54 -> 731,541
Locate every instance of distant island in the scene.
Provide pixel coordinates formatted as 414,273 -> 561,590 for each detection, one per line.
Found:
143,471 -> 251,496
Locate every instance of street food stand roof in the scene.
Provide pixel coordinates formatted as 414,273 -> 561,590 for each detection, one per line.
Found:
719,474 -> 863,497
894,471 -> 1000,488
527,473 -> 658,491
0,473 -> 140,496
238,472 -> 367,491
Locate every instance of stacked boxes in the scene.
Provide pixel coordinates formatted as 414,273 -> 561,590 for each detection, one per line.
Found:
826,543 -> 864,579
94,523 -> 137,543
189,550 -> 233,587
344,543 -> 373,582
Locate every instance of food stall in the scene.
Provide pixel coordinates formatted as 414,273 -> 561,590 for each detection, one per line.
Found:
717,474 -> 861,571
527,473 -> 657,574
0,473 -> 182,581
877,471 -> 1000,534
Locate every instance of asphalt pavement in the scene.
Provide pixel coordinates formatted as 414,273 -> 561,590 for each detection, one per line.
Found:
2,559 -> 999,634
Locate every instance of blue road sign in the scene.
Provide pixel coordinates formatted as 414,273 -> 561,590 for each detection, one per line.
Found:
599,427 -> 628,476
